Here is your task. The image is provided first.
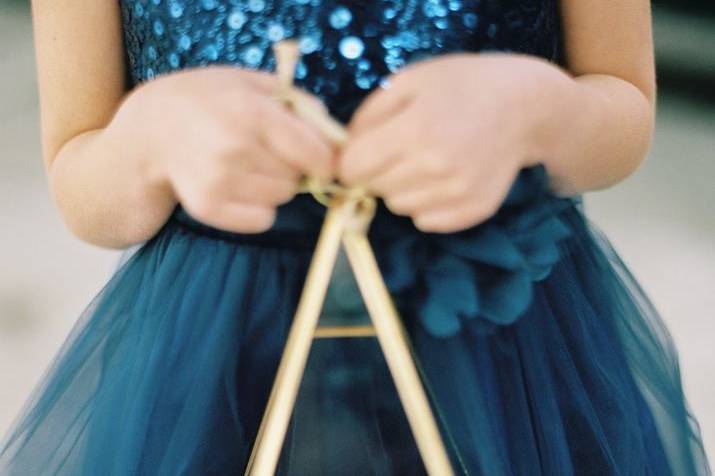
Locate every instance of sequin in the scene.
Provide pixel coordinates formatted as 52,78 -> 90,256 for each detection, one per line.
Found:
153,19 -> 165,36
487,23 -> 498,38
247,0 -> 266,13
146,45 -> 158,60
227,10 -> 246,30
398,31 -> 420,50
266,23 -> 285,41
385,53 -> 405,72
355,73 -> 377,90
177,34 -> 192,51
449,0 -> 462,11
383,8 -> 397,21
202,43 -> 219,60
169,52 -> 181,68
169,1 -> 184,18
379,77 -> 392,89
380,35 -> 396,49
295,61 -> 308,79
329,6 -> 352,29
201,0 -> 217,10
323,57 -> 337,70
298,34 -> 319,54
242,45 -> 264,66
423,2 -> 448,18
434,18 -> 448,29
338,36 -> 364,60
463,12 -> 478,29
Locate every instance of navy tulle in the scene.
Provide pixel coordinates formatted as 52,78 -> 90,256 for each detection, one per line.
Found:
0,191 -> 710,474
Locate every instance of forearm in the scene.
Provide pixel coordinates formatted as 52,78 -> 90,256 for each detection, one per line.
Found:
48,125 -> 176,250
524,57 -> 656,196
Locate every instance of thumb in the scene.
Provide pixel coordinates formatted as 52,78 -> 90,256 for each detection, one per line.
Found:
348,75 -> 412,136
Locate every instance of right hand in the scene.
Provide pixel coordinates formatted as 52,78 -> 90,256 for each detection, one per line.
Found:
108,66 -> 336,233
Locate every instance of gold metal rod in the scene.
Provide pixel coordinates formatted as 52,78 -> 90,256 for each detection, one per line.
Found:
314,324 -> 377,338
342,230 -> 455,476
244,198 -> 358,476
248,40 -> 454,476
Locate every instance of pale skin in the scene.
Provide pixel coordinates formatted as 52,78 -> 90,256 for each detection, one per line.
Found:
30,0 -> 655,248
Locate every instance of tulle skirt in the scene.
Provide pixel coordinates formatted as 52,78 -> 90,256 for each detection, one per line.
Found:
0,198 -> 710,475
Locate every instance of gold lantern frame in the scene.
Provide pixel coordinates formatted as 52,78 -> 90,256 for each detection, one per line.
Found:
244,41 -> 455,476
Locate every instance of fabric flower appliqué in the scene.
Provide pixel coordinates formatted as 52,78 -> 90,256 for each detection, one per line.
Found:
369,165 -> 574,337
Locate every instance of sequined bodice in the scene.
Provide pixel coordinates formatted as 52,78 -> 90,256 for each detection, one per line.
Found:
120,0 -> 562,122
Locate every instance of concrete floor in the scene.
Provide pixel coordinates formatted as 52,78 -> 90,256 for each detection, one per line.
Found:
1,1 -> 713,465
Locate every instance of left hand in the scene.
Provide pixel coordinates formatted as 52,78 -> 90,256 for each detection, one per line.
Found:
337,53 -> 546,233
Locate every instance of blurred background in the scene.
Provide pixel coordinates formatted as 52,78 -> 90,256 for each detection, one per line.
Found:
1,0 -> 713,463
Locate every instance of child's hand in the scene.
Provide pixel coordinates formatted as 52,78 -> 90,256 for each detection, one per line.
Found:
109,66 -> 335,233
337,53 -> 545,233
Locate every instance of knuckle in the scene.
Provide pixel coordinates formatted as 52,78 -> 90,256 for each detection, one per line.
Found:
270,181 -> 298,205
231,134 -> 254,156
284,179 -> 302,200
470,199 -> 498,224
337,158 -> 355,184
428,218 -> 455,234
232,99 -> 263,130
414,212 -> 439,233
412,213 -> 428,231
451,175 -> 472,198
203,164 -> 231,192
185,193 -> 218,222
309,151 -> 334,181
458,206 -> 478,227
422,157 -> 443,176
248,207 -> 276,232
297,90 -> 328,114
424,156 -> 453,178
209,136 -> 245,168
384,195 -> 409,215
483,193 -> 502,217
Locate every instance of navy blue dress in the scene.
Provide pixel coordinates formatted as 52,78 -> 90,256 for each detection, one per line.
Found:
0,1 -> 711,474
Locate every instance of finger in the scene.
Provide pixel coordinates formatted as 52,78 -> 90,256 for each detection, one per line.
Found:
235,68 -> 280,93
384,174 -> 471,216
348,74 -> 413,135
291,87 -> 330,116
217,169 -> 300,207
338,109 -> 414,186
364,155 -> 432,198
238,142 -> 302,182
413,204 -> 475,234
184,199 -> 277,234
413,194 -> 501,233
365,149 -> 455,197
259,98 -> 335,181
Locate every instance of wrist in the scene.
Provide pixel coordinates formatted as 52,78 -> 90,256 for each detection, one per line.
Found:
460,53 -> 573,169
101,112 -> 176,208
511,56 -> 570,162
509,56 -> 588,194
